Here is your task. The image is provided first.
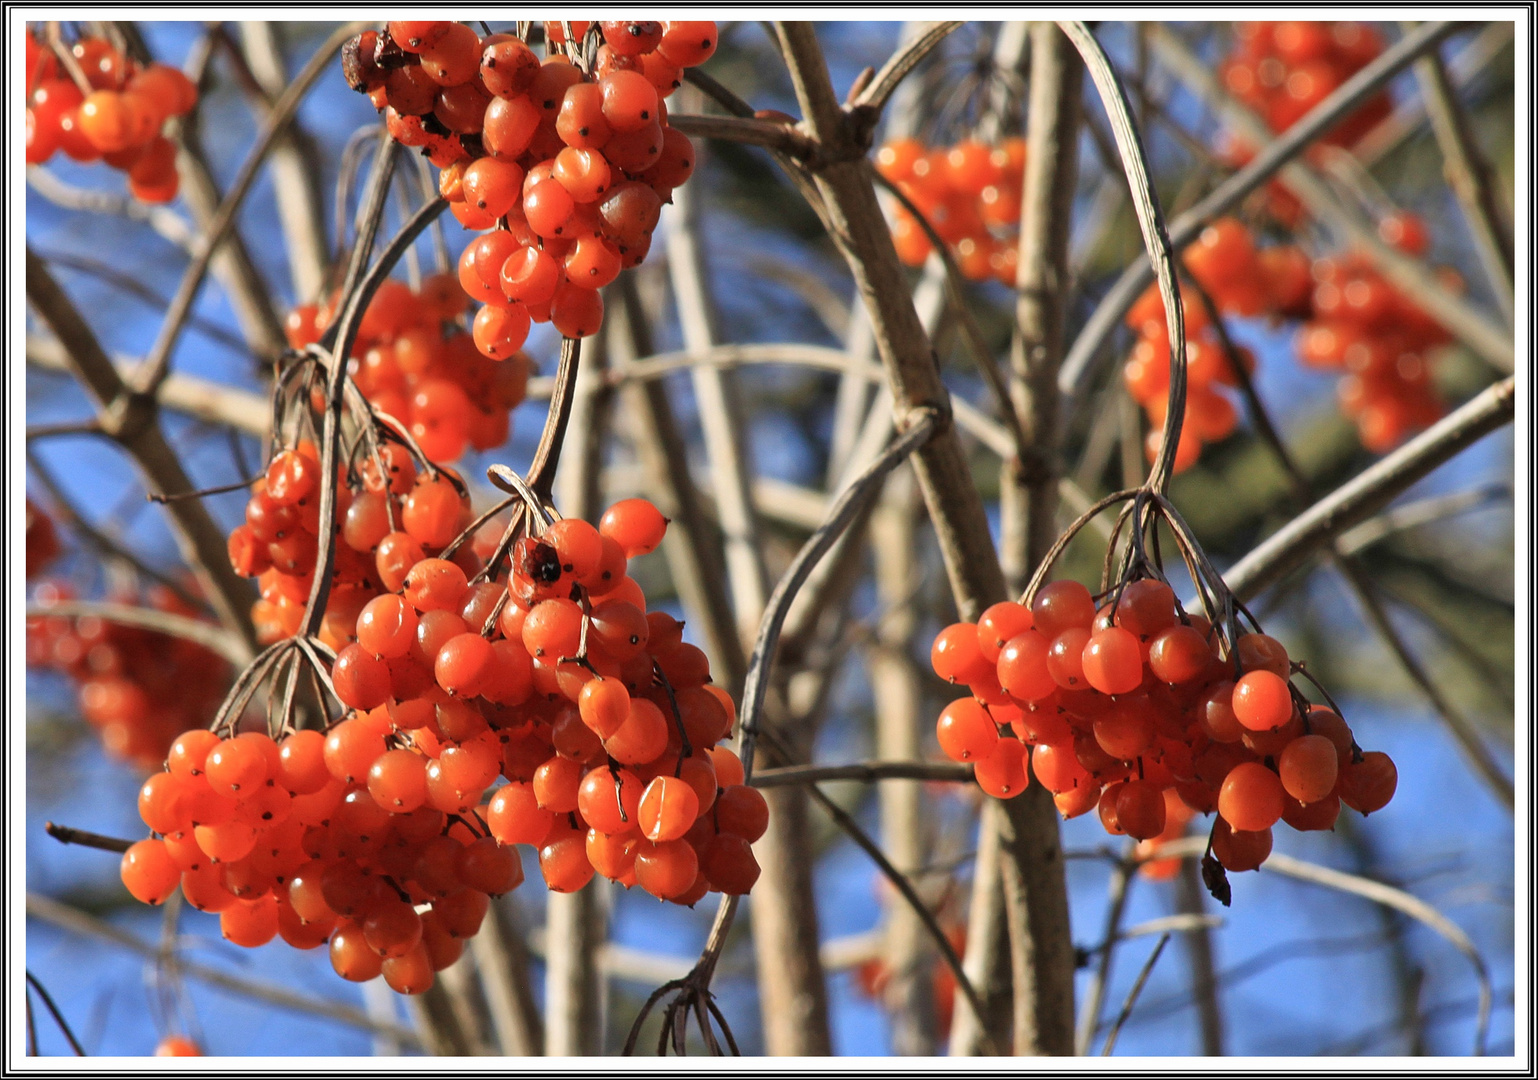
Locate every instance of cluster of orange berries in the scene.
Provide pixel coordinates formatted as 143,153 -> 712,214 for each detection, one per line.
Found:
143,435 -> 762,993
1122,217 -> 1316,471
1126,209 -> 1453,466
283,273 -> 531,465
343,20 -> 715,354
1295,212 -> 1453,452
26,581 -> 231,770
1219,21 -> 1392,228
227,439 -> 478,648
875,135 -> 1027,286
24,30 -> 197,203
930,578 -> 1398,876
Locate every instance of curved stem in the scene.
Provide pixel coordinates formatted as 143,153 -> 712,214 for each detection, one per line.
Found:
1058,21 -> 1187,494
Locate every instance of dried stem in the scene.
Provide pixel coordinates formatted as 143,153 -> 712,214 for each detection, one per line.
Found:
43,822 -> 132,854
1059,21 -> 1187,495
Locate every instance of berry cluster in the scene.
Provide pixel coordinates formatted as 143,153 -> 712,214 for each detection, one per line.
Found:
1122,217 -> 1312,472
1218,21 -> 1391,227
147,436 -> 762,994
26,582 -> 231,770
930,578 -> 1397,875
282,272 -> 531,465
875,135 -> 1027,285
1295,213 -> 1452,452
227,441 -> 478,649
342,20 -> 716,354
24,30 -> 197,203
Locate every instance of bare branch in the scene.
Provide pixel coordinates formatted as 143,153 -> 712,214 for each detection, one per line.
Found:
25,972 -> 85,1056
852,21 -> 965,114
1261,852 -> 1492,1056
1190,276 -> 1512,808
668,112 -> 817,158
611,276 -> 747,689
27,335 -> 269,434
25,248 -> 257,656
1337,484 -> 1509,555
777,22 -> 1007,623
1224,377 -> 1515,601
235,22 -> 332,302
739,409 -> 939,776
25,448 -> 204,610
26,601 -> 246,665
26,166 -> 196,253
666,147 -> 771,644
135,21 -> 366,395
1354,21 -> 1515,166
802,781 -> 997,1054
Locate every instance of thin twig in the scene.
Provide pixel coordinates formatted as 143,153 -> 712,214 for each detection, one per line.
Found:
1262,852 -> 1492,1056
1100,934 -> 1171,1056
1409,28 -> 1513,314
25,972 -> 84,1056
751,760 -> 973,788
1337,484 -> 1509,555
737,409 -> 939,778
802,781 -> 997,1054
43,823 -> 132,854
